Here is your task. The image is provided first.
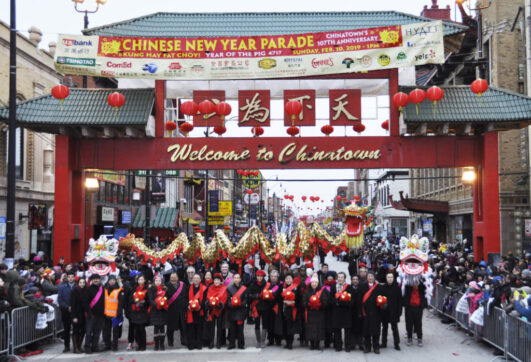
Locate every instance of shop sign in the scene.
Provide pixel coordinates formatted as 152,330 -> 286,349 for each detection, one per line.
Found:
208,190 -> 219,212
98,206 -> 115,223
209,201 -> 232,217
244,193 -> 260,205
95,170 -> 126,186
120,210 -> 132,224
55,21 -> 445,80
208,216 -> 225,225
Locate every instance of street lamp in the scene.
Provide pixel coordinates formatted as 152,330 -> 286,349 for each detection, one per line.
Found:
85,177 -> 99,190
461,167 -> 476,184
72,0 -> 108,87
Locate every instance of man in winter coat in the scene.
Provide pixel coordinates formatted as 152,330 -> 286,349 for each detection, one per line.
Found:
84,274 -> 105,354
380,272 -> 402,350
57,271 -> 76,352
330,272 -> 355,351
359,271 -> 385,354
227,273 -> 248,349
166,272 -> 188,348
102,275 -> 125,351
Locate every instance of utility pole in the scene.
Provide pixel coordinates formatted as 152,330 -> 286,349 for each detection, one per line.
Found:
144,171 -> 151,245
6,0 -> 17,261
205,170 -> 209,239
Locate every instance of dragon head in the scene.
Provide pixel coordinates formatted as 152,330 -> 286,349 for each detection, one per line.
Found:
399,235 -> 429,275
85,235 -> 118,276
341,199 -> 372,248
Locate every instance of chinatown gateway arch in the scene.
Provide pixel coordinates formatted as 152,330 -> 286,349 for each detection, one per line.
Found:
2,10 -> 531,265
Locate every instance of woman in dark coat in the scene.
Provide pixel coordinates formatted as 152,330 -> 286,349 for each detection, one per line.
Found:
165,272 -> 188,348
186,273 -> 207,350
246,269 -> 268,347
267,270 -> 284,346
302,276 -> 329,350
129,275 -> 149,351
148,275 -> 168,351
349,275 -> 363,350
359,272 -> 385,354
330,271 -> 354,351
70,277 -> 88,353
279,273 -> 301,350
205,273 -> 227,349
381,272 -> 402,350
227,273 -> 248,349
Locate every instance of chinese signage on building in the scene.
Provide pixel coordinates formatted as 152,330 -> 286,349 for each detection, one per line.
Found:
55,21 -> 445,80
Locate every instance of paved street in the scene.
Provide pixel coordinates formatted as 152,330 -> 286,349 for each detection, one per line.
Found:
24,254 -> 496,362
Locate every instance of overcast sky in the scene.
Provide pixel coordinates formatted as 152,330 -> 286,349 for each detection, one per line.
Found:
0,0 -> 463,217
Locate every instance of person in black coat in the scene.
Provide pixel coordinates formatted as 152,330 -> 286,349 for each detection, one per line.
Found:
70,277 -> 88,354
403,281 -> 427,346
227,273 -> 248,349
165,272 -> 188,348
380,272 -> 402,350
302,276 -> 329,350
247,269 -> 268,347
279,273 -> 301,350
349,275 -> 363,350
358,271 -> 385,354
330,272 -> 354,352
148,275 -> 168,351
128,275 -> 149,351
84,274 -> 105,354
186,273 -> 207,350
267,269 -> 284,346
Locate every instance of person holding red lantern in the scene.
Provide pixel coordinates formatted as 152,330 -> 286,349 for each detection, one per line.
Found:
186,273 -> 207,350
227,273 -> 248,349
302,275 -> 329,350
358,271 -> 385,354
148,275 -> 168,351
247,269 -> 269,347
330,271 -> 355,352
205,273 -> 227,349
128,274 -> 149,351
279,273 -> 301,350
380,272 -> 402,350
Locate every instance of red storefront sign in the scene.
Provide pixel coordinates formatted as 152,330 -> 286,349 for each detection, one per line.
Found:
193,90 -> 225,127
238,90 -> 271,127
283,90 -> 316,126
329,89 -> 361,126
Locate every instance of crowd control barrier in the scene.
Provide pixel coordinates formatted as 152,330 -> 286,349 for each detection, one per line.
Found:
430,283 -> 531,362
0,311 -> 10,356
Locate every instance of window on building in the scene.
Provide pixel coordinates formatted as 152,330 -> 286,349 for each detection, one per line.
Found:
184,184 -> 193,213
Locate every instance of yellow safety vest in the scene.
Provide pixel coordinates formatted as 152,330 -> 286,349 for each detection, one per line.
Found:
104,288 -> 122,317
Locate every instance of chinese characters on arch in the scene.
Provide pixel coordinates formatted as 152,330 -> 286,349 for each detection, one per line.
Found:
190,89 -> 362,127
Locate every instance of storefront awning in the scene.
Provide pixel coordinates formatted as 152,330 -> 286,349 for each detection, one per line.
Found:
131,207 -> 178,229
389,191 -> 449,215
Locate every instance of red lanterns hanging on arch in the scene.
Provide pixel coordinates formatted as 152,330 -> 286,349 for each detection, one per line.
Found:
252,126 -> 264,137
180,122 -> 194,137
381,120 -> 389,131
408,88 -> 426,115
471,78 -> 489,98
107,92 -> 125,110
321,124 -> 334,136
213,125 -> 227,136
392,92 -> 409,112
51,84 -> 70,109
287,126 -> 299,137
198,100 -> 216,115
180,101 -> 199,117
165,121 -> 177,131
353,123 -> 366,133
426,86 -> 444,115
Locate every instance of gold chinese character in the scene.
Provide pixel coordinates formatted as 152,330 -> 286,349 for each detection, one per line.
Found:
240,93 -> 269,124
331,94 -> 359,121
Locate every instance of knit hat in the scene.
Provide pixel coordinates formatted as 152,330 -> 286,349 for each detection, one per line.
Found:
310,275 -> 319,284
256,270 -> 266,277
213,273 -> 223,281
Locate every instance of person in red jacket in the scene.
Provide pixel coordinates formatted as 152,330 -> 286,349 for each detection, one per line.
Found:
186,274 -> 207,350
205,273 -> 227,349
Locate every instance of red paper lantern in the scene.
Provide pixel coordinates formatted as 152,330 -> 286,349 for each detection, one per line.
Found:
353,124 -> 366,133
315,196 -> 320,201
381,120 -> 389,131
107,92 -> 125,110
321,124 -> 334,136
285,100 -> 303,125
51,84 -> 70,102
426,86 -> 444,115
215,102 -> 232,119
284,195 -> 289,199
408,88 -> 425,115
392,92 -> 409,111
302,196 -> 307,202
213,125 -> 226,136
180,101 -> 199,116
165,121 -> 177,131
252,126 -> 264,137
289,195 -> 294,201
198,100 -> 216,115
336,196 -> 342,201
470,78 -> 489,97
242,171 -> 249,177
180,122 -> 194,136
247,189 -> 253,195
287,126 -> 299,137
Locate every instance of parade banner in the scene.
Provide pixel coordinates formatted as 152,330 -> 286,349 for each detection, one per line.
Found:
55,21 -> 444,80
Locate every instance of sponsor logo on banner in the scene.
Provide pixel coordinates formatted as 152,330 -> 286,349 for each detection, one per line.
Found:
258,58 -> 276,69
342,58 -> 354,68
107,61 -> 132,68
361,55 -> 372,67
191,64 -> 204,72
142,62 -> 158,73
397,51 -> 407,60
62,38 -> 93,47
312,57 -> 334,68
101,70 -> 115,76
378,54 -> 391,66
169,62 -> 182,69
57,57 -> 96,66
415,49 -> 437,61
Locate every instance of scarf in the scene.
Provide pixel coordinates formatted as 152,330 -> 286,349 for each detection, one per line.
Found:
187,284 -> 206,323
206,284 -> 227,321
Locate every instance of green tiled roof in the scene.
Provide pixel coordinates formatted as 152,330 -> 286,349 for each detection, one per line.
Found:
84,12 -> 466,38
0,88 -> 155,133
132,207 -> 178,229
400,85 -> 531,123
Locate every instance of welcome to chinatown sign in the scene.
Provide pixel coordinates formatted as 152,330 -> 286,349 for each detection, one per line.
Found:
55,21 -> 444,80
